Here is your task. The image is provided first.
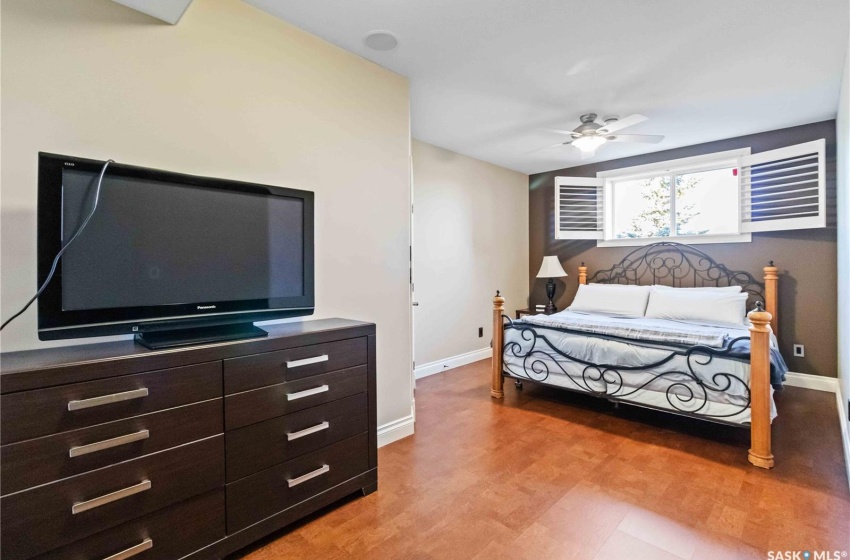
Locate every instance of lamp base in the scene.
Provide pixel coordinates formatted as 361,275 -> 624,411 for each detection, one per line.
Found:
545,278 -> 558,314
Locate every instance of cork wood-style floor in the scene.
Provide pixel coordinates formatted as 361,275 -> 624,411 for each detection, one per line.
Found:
235,359 -> 850,559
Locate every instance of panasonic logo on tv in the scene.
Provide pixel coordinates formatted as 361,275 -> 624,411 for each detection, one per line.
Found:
197,305 -> 216,310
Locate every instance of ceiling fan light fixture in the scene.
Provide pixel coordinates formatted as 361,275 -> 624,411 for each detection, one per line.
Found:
572,135 -> 606,153
532,113 -> 662,156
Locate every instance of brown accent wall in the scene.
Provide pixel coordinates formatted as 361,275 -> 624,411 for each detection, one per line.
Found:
529,120 -> 838,377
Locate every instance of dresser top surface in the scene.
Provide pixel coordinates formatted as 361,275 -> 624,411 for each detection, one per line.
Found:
0,318 -> 375,380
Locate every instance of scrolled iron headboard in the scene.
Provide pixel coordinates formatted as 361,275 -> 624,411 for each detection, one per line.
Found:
586,241 -> 765,302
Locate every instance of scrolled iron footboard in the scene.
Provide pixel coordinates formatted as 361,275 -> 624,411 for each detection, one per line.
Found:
501,317 -> 752,423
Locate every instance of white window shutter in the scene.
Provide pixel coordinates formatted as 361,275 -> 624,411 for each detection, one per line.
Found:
555,176 -> 604,239
740,139 -> 826,233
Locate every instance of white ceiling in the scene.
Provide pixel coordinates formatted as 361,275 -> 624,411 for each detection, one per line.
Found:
244,0 -> 849,174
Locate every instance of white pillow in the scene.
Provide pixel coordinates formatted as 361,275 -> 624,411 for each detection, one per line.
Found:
652,284 -> 742,293
645,287 -> 748,326
568,284 -> 652,317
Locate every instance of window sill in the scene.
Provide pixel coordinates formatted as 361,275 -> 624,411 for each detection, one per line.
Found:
596,233 -> 752,248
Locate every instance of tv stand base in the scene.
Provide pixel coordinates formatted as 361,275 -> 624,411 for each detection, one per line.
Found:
134,323 -> 268,349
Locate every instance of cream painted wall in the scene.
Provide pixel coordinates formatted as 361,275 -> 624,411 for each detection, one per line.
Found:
412,140 -> 528,368
0,0 -> 413,429
837,31 -> 849,426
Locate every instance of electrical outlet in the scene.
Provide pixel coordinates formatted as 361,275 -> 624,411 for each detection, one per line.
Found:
478,327 -> 483,338
793,344 -> 805,358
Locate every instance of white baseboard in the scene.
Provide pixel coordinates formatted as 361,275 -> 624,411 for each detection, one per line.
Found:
414,347 -> 490,379
837,384 -> 850,492
377,413 -> 415,447
783,371 -> 838,393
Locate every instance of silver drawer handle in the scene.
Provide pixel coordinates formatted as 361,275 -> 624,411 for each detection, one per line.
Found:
285,354 -> 329,369
287,464 -> 329,488
287,421 -> 330,441
102,539 -> 153,560
68,388 -> 149,411
72,480 -> 151,514
286,385 -> 329,401
69,430 -> 150,458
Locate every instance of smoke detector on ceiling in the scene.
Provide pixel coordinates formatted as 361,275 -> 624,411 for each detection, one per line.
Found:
363,31 -> 399,51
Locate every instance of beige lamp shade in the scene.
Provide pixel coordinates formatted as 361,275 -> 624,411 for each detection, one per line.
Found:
536,256 -> 568,278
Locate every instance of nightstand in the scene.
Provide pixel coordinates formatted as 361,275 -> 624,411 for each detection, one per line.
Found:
515,307 -> 557,320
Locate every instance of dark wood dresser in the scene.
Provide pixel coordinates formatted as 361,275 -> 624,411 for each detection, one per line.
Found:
0,319 -> 377,560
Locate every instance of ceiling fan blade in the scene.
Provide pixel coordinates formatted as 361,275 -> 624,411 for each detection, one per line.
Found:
607,134 -> 665,144
527,140 -> 573,153
544,128 -> 579,136
597,114 -> 648,134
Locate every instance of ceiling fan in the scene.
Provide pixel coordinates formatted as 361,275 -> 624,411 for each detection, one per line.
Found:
534,113 -> 664,158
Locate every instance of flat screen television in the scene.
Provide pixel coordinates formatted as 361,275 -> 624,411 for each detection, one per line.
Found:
37,153 -> 314,348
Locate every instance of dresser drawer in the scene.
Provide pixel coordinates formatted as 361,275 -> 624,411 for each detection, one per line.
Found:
224,337 -> 367,394
225,365 -> 366,430
226,433 -> 368,533
30,489 -> 225,560
0,362 -> 222,445
1,435 -> 224,560
2,399 -> 223,495
226,393 -> 368,482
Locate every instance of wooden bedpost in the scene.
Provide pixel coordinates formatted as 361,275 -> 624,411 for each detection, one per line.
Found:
578,262 -> 587,285
491,291 -> 505,399
747,302 -> 774,469
764,261 -> 779,337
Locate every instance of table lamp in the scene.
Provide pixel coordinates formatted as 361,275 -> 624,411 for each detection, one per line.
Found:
536,256 -> 568,313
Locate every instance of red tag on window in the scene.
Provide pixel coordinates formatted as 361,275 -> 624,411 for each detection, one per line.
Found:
733,168 -> 738,176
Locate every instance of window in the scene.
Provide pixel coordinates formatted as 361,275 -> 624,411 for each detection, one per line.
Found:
554,140 -> 826,246
607,161 -> 740,242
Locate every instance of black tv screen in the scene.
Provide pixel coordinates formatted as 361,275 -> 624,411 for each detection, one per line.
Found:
37,153 -> 314,343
